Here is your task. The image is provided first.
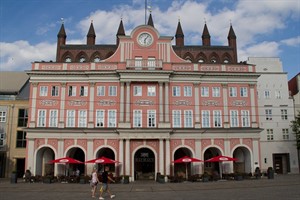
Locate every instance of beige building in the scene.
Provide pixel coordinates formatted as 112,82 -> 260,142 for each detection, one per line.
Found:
0,72 -> 29,178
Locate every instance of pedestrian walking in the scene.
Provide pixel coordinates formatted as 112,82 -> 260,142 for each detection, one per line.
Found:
99,166 -> 115,199
90,168 -> 99,198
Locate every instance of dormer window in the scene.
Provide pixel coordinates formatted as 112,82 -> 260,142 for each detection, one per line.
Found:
65,57 -> 72,63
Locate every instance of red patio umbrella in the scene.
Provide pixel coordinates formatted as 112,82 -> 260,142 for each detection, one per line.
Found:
50,157 -> 84,176
85,156 -> 119,164
205,155 -> 237,179
173,156 -> 203,180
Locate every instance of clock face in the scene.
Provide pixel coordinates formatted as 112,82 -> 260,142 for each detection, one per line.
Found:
138,32 -> 153,47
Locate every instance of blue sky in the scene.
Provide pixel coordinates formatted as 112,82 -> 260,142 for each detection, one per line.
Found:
0,0 -> 299,79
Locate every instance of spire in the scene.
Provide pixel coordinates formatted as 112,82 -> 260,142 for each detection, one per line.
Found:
175,19 -> 184,46
57,23 -> 66,39
227,24 -> 236,39
202,23 -> 211,46
56,21 -> 66,61
147,13 -> 154,27
116,19 -> 125,46
227,23 -> 237,63
87,21 -> 96,45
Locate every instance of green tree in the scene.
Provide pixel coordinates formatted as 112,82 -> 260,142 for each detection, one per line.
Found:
290,111 -> 300,172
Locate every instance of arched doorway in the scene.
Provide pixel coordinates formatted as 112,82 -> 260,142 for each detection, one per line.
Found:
134,148 -> 155,180
35,147 -> 55,176
173,147 -> 192,177
233,147 -> 251,173
96,148 -> 116,173
203,147 -> 221,175
67,147 -> 85,176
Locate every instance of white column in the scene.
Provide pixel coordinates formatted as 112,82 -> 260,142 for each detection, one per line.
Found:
125,82 -> 131,123
119,82 -> 125,122
224,139 -> 231,174
249,84 -> 258,127
125,139 -> 130,176
87,139 -> 94,175
165,139 -> 170,176
222,84 -> 229,128
27,139 -> 35,174
195,140 -> 201,174
253,139 -> 260,172
194,83 -> 200,128
164,83 -> 169,123
29,82 -> 38,127
88,82 -> 95,128
119,139 -> 124,176
159,139 -> 164,174
159,82 -> 164,122
59,82 -> 66,128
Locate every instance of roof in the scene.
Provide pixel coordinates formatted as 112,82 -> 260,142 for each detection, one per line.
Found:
0,72 -> 29,94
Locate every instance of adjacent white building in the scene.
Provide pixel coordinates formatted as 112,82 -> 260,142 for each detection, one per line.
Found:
248,57 -> 298,173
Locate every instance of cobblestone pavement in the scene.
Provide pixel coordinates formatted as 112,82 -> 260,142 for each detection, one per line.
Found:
0,174 -> 300,200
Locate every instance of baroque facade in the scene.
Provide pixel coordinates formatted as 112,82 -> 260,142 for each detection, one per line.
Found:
26,14 -> 263,180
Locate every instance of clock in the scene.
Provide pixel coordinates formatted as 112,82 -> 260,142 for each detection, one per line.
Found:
137,32 -> 153,47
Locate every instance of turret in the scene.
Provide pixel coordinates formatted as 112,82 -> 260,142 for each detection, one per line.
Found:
87,21 -> 96,45
116,19 -> 125,46
56,22 -> 67,61
175,20 -> 184,46
202,23 -> 211,46
147,13 -> 154,27
227,24 -> 237,63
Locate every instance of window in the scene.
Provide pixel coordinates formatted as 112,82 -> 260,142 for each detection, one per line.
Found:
133,110 -> 142,127
202,110 -> 210,128
49,110 -> 58,127
16,131 -> 26,148
230,110 -> 238,127
94,57 -> 100,62
184,110 -> 193,128
229,87 -> 237,97
282,129 -> 289,140
240,87 -> 248,97
67,110 -> 75,127
108,110 -> 116,127
265,109 -> 272,120
108,86 -> 117,96
0,111 -> 7,122
0,132 -> 4,146
264,90 -> 270,99
135,57 -> 143,68
241,110 -> 250,127
134,86 -> 142,96
68,86 -> 76,96
212,87 -> 220,97
79,56 -> 86,63
147,110 -> 156,127
201,87 -> 209,97
172,86 -> 180,96
275,90 -> 282,99
65,57 -> 72,62
51,86 -> 59,96
147,57 -> 156,68
37,110 -> 46,127
213,110 -> 222,127
40,86 -> 48,96
172,110 -> 181,128
148,86 -> 156,96
267,129 -> 274,141
281,109 -> 288,120
80,86 -> 88,96
97,86 -> 105,96
78,110 -> 87,127
96,110 -> 105,127
184,86 -> 192,97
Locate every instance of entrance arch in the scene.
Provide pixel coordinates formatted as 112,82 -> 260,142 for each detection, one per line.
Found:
233,147 -> 251,173
96,148 -> 116,172
35,147 -> 55,176
134,148 -> 155,180
66,147 -> 85,176
203,147 -> 222,175
173,147 -> 192,178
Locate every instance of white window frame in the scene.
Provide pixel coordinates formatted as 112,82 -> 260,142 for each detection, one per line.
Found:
264,90 -> 270,99
281,109 -> 288,120
78,110 -> 87,127
241,110 -> 250,127
172,86 -> 180,97
275,90 -> 282,99
147,86 -> 156,96
95,110 -> 105,127
147,110 -> 156,128
108,110 -> 116,127
108,86 -> 117,96
202,110 -> 210,128
265,109 -> 272,120
147,57 -> 156,68
240,87 -> 248,97
0,111 -> 6,122
230,110 -> 239,127
172,110 -> 181,128
229,87 -> 237,97
97,86 -> 105,96
67,110 -> 75,127
212,87 -> 220,97
80,86 -> 88,96
184,110 -> 193,128
133,110 -> 142,127
49,110 -> 58,127
267,129 -> 274,141
68,86 -> 77,96
37,109 -> 46,127
184,86 -> 192,97
51,86 -> 59,97
213,110 -> 222,127
133,86 -> 142,96
40,86 -> 48,96
282,128 -> 289,140
201,87 -> 209,97
135,57 -> 143,68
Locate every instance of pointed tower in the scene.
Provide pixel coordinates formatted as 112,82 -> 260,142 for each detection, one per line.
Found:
116,19 -> 125,46
56,22 -> 67,61
227,24 -> 237,63
175,20 -> 184,46
202,23 -> 211,46
147,13 -> 154,27
87,21 -> 96,45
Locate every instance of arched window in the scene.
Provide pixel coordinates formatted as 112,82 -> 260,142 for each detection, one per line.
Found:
94,57 -> 101,62
223,59 -> 229,64
198,59 -> 205,63
211,58 -> 217,63
65,57 -> 72,63
79,56 -> 86,63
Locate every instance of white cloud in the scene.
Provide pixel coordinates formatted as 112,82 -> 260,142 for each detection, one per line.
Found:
280,36 -> 300,47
